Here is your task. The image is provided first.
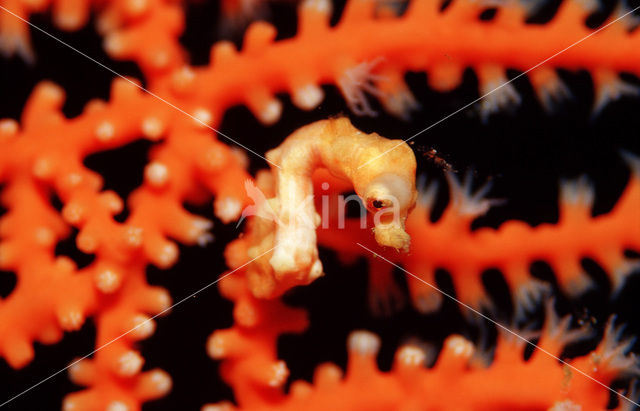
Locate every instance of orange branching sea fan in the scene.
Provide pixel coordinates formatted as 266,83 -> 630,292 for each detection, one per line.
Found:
0,0 -> 640,410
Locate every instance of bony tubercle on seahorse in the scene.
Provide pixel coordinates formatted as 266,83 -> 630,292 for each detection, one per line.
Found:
244,117 -> 417,298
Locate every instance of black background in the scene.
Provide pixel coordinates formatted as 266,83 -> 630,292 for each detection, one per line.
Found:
1,0 -> 640,409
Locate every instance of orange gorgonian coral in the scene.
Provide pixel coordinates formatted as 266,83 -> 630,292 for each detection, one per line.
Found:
210,236 -> 640,410
1,0 -> 640,410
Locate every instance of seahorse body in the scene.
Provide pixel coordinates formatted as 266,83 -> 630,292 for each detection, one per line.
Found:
246,117 -> 417,298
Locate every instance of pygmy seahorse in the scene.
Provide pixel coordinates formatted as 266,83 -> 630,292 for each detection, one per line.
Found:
245,117 -> 417,298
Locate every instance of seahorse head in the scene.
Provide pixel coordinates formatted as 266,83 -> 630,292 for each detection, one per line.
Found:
362,172 -> 416,252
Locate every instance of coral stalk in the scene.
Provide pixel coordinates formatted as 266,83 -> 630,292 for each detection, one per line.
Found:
209,235 -> 640,411
0,77 -> 250,408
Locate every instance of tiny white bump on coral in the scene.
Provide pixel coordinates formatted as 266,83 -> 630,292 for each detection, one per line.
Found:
293,84 -> 324,110
125,226 -> 144,247
259,99 -> 282,125
95,121 -> 115,142
446,335 -> 474,358
0,119 -> 18,135
141,117 -> 165,140
95,269 -> 122,293
397,345 -> 427,366
58,309 -> 84,331
193,108 -> 213,128
117,351 -> 144,376
215,197 -> 243,223
348,330 -> 381,355
149,370 -> 172,394
62,203 -> 84,224
106,401 -> 130,411
145,162 -> 170,187
207,334 -> 226,359
268,361 -> 289,387
32,156 -> 54,179
34,227 -> 55,246
156,242 -> 179,267
129,314 -> 156,339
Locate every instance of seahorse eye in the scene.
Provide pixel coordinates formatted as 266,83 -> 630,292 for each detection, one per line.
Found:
372,200 -> 384,209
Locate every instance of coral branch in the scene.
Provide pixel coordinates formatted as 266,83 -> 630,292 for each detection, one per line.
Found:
0,73 -> 250,408
2,0 -> 640,409
209,232 -> 640,411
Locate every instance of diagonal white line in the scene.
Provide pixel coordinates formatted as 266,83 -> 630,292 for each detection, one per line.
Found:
0,245 -> 276,408
358,5 -> 640,170
356,242 -> 640,408
0,5 -> 281,169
